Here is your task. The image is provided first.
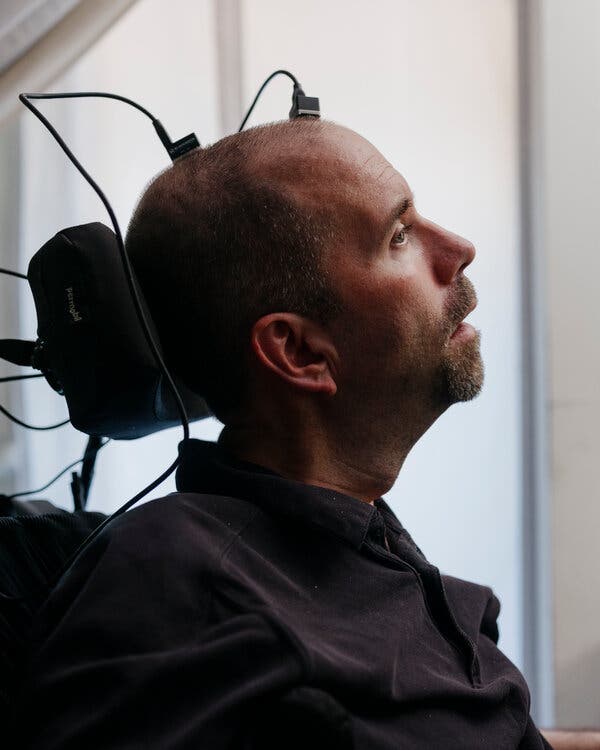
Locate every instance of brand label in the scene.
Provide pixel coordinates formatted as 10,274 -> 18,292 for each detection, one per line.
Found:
66,286 -> 82,323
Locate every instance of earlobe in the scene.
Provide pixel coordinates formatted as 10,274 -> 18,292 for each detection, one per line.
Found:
251,313 -> 337,396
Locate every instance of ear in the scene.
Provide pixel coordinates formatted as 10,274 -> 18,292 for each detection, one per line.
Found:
250,313 -> 338,396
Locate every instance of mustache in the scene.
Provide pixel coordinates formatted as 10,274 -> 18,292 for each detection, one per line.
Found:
445,275 -> 477,334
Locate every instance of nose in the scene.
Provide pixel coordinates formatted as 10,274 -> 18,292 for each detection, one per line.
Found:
424,220 -> 476,285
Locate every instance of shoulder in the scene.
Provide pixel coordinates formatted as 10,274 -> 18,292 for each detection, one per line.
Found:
46,492 -> 260,611
440,572 -> 496,607
106,490 -> 261,559
64,491 -> 264,591
440,572 -> 500,644
30,492 -> 261,646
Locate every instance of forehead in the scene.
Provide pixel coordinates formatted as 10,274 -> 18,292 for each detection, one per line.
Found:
337,137 -> 413,262
254,124 -> 412,238
329,131 -> 412,244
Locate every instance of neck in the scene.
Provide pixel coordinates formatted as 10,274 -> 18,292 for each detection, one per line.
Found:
217,399 -> 442,504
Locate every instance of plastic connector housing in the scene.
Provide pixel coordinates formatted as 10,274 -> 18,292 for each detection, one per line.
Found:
168,133 -> 200,160
289,94 -> 320,119
153,119 -> 200,161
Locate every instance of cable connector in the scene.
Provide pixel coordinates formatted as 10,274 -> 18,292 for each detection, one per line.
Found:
289,83 -> 320,119
153,119 -> 200,161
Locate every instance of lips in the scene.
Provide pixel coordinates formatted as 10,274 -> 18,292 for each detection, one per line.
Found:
449,300 -> 477,339
450,321 -> 476,340
445,276 -> 478,340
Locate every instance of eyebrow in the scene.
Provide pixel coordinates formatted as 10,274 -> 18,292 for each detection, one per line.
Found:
378,195 -> 414,244
387,196 -> 414,226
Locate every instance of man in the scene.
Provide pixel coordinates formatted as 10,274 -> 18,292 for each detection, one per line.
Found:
15,119 -> 593,748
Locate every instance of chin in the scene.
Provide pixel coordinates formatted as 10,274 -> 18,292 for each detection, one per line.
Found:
439,332 -> 485,404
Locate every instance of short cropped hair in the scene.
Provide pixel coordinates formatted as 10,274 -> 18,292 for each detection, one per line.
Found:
125,119 -> 345,424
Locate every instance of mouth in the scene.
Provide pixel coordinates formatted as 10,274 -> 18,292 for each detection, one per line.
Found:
450,321 -> 476,341
449,301 -> 477,341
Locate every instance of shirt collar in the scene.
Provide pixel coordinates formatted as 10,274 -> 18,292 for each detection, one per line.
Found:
175,438 -> 384,550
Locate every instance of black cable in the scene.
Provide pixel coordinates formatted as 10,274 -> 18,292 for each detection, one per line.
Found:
0,268 -> 27,280
75,435 -> 104,510
238,69 -> 300,132
0,402 -> 69,431
22,92 -> 199,161
0,438 -> 112,604
0,373 -> 44,383
23,91 -> 157,120
1,439 -> 110,501
61,452 -> 180,575
18,93 -> 190,557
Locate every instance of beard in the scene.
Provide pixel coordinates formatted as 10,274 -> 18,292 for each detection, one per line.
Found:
438,329 -> 484,403
433,275 -> 485,405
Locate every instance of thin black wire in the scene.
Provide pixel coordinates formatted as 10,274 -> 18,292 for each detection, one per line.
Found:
2,439 -> 110,501
0,402 -> 69,431
61,454 -> 180,576
238,69 -> 299,132
0,439 -> 111,603
18,92 -> 190,569
22,92 -> 156,122
0,267 -> 27,280
0,373 -> 43,383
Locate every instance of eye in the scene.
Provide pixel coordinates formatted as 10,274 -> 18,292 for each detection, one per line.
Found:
392,225 -> 411,247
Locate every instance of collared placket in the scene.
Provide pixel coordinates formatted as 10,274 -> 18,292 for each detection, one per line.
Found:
363,508 -> 481,688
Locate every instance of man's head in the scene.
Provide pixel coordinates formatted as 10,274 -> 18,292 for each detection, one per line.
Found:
126,119 -> 483,439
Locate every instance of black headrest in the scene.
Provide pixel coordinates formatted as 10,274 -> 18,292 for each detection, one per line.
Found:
24,222 -> 211,439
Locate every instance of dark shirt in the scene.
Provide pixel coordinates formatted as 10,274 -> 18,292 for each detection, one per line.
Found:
17,438 -> 552,749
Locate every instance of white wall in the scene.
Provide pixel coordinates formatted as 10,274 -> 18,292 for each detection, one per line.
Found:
239,0 -> 524,671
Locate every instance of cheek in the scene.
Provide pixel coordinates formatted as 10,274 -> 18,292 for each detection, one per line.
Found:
371,277 -> 438,341
336,285 -> 430,369
331,259 -> 444,360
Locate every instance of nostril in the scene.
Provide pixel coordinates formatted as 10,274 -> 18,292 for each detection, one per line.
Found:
456,241 -> 476,276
